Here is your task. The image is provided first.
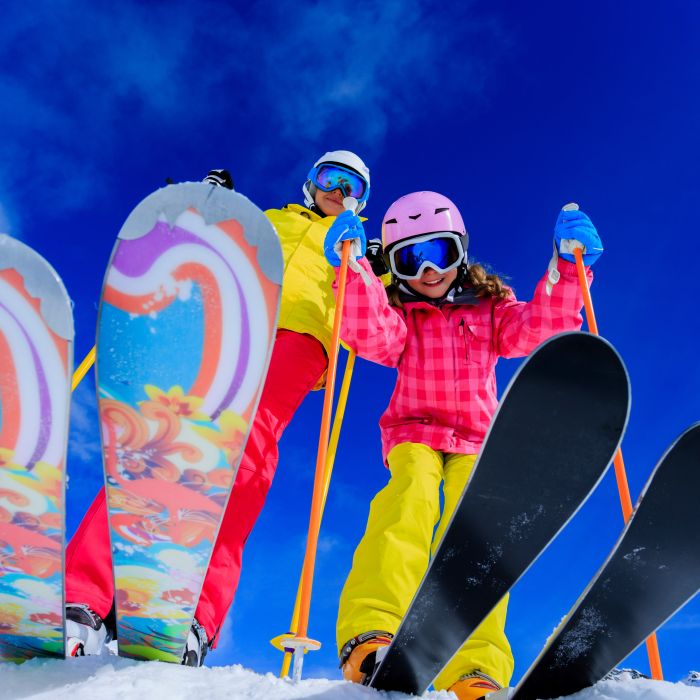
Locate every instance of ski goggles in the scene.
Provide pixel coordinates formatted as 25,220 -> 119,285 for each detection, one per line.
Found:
308,164 -> 369,202
388,232 -> 465,281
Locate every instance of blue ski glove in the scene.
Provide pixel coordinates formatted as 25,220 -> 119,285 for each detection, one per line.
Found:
323,210 -> 367,267
554,209 -> 604,266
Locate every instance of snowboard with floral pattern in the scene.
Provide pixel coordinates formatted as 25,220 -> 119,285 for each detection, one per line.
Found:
0,235 -> 74,662
97,183 -> 282,661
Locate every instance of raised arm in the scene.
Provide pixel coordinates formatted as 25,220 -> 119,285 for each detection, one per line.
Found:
494,207 -> 602,358
334,257 -> 407,367
324,211 -> 407,367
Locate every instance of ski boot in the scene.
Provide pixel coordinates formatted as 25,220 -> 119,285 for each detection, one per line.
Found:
449,671 -> 502,700
65,603 -> 114,657
339,631 -> 393,684
182,618 -> 209,667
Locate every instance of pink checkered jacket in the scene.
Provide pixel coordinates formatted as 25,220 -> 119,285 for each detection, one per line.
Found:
336,257 -> 591,464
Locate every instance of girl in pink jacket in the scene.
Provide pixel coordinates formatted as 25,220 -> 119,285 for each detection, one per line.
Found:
322,191 -> 602,700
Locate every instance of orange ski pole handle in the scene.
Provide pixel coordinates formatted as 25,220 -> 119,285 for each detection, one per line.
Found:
566,205 -> 663,680
72,345 -> 96,392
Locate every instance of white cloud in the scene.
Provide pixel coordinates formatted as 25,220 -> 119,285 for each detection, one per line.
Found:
665,614 -> 700,631
0,202 -> 14,236
0,0 -> 508,217
68,378 -> 102,464
317,534 -> 341,555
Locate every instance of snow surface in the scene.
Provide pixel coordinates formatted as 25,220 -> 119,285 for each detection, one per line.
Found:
1,656 -> 699,700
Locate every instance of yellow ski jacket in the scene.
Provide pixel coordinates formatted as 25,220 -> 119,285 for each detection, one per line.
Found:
264,204 -> 349,387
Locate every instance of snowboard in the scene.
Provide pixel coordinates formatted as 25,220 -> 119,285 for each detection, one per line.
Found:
510,422 -> 700,700
368,331 -> 630,695
97,182 -> 282,662
0,235 -> 74,662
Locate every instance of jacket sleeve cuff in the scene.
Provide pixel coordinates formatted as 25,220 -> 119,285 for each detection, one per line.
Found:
332,255 -> 378,289
557,257 -> 593,280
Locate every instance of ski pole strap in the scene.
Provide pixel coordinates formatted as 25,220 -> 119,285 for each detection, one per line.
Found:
338,630 -> 393,668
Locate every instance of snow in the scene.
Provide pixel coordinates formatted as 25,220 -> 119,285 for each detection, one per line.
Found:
0,655 -> 449,700
1,656 -> 699,700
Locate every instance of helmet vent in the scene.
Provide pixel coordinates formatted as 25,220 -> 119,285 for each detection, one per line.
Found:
435,207 -> 449,213
385,218 -> 398,224
408,214 -> 422,220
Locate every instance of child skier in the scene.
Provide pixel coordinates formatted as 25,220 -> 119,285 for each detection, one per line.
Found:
64,151 -> 372,665
323,191 -> 603,699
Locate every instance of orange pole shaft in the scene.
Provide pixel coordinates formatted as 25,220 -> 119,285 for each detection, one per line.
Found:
295,240 -> 351,639
279,351 -> 356,678
645,634 -> 664,681
573,248 -> 663,680
573,251 -> 599,336
612,449 -> 634,523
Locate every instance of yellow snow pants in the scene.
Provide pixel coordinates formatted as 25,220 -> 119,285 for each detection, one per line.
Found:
336,442 -> 514,690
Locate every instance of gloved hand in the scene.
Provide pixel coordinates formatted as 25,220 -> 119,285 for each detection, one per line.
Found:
365,238 -> 389,276
554,209 -> 603,265
203,169 -> 234,190
324,210 -> 366,267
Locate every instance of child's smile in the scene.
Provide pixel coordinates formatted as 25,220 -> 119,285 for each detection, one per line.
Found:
408,267 -> 458,298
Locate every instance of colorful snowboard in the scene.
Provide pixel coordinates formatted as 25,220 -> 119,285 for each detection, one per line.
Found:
97,182 -> 282,661
0,235 -> 74,662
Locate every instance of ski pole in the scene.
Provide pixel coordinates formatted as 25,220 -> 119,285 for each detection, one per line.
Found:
278,197 -> 358,681
563,202 -> 664,681
71,345 -> 96,391
274,350 -> 357,678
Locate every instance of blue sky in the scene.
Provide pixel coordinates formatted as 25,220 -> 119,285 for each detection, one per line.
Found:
2,0 -> 699,685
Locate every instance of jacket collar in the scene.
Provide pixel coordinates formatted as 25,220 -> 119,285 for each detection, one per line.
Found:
282,203 -> 368,223
283,203 -> 323,221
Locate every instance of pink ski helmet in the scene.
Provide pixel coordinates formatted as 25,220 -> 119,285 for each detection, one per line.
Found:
381,191 -> 468,252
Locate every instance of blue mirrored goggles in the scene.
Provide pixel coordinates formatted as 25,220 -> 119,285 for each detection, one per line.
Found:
308,164 -> 369,202
388,232 -> 465,281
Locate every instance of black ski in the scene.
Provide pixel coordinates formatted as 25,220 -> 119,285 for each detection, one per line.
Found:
369,331 -> 630,695
511,423 -> 700,700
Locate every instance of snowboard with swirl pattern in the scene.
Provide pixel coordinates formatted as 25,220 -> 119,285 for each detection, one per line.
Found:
97,183 -> 282,661
0,235 -> 74,662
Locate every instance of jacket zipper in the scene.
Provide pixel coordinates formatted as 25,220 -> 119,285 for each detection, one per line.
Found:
459,318 -> 468,362
452,316 -> 461,432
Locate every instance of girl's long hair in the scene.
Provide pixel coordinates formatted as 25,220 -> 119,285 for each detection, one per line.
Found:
387,263 -> 511,309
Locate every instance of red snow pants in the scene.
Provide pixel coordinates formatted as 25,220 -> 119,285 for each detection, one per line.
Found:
65,330 -> 327,645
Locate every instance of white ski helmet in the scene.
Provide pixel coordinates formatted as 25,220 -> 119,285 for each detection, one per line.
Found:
303,150 -> 371,214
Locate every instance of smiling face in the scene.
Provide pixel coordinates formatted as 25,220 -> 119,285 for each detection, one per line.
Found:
314,187 -> 346,216
406,265 -> 459,298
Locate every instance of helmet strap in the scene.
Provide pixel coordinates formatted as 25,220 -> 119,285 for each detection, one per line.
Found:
455,261 -> 469,287
302,180 -> 316,209
309,203 -> 327,217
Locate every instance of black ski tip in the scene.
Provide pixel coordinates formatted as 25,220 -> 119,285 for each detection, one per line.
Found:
511,420 -> 700,700
529,331 -> 629,385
